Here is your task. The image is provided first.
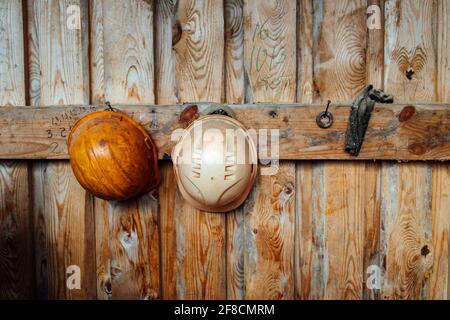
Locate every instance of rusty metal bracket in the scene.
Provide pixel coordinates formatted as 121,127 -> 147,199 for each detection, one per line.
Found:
345,85 -> 394,156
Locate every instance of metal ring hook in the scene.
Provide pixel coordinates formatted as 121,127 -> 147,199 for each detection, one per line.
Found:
316,100 -> 333,129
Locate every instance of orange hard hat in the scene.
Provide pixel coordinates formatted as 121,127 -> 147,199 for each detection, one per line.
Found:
67,110 -> 160,201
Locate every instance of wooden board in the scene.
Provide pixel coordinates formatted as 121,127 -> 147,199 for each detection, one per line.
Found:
28,0 -> 96,299
381,0 -> 449,300
243,0 -> 296,299
0,103 -> 449,161
0,0 -> 33,300
90,0 -> 160,300
296,0 -> 372,300
224,0 -> 245,300
154,0 -> 178,300
159,0 -> 227,300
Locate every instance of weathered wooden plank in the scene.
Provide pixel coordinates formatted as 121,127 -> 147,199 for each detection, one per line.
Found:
428,163 -> 450,299
363,0 -> 384,300
224,0 -> 245,300
28,0 -> 95,300
323,161 -> 365,299
428,0 -> 450,300
90,0 -> 160,300
243,0 -> 296,300
154,0 -> 179,300
0,0 -> 34,300
244,0 -> 296,103
296,0 -> 368,300
312,0 -> 367,103
381,0 -> 440,300
171,0 -> 226,299
0,103 -> 449,161
380,162 -> 433,299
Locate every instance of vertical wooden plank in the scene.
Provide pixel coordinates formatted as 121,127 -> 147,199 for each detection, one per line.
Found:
244,0 -> 296,103
437,0 -> 449,103
429,163 -> 450,300
154,0 -> 178,300
89,0 -> 109,300
0,0 -> 32,299
312,0 -> 367,103
323,161 -> 365,299
380,163 -> 433,299
224,0 -> 245,300
382,0 -> 439,300
90,0 -> 160,300
243,0 -> 296,299
429,0 -> 450,300
363,0 -> 384,300
295,0 -> 315,300
296,0 -> 369,300
158,0 -> 226,299
295,162 -> 326,299
28,0 -> 95,300
296,0 -> 313,104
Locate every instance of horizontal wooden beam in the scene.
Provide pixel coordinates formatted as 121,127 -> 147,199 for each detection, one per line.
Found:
0,103 -> 449,160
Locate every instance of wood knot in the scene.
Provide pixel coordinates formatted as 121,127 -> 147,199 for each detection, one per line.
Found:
172,21 -> 182,46
421,245 -> 430,257
405,68 -> 415,80
398,106 -> 416,122
283,184 -> 293,195
408,142 -> 427,155
104,280 -> 112,294
179,105 -> 199,128
253,228 -> 258,234
269,110 -> 278,118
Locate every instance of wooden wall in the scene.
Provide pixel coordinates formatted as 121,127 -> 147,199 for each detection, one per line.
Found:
0,0 -> 449,300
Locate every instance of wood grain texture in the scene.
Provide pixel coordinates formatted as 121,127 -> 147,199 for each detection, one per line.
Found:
384,0 -> 437,102
243,0 -> 296,299
224,0 -> 245,300
170,0 -> 226,299
1,103 -> 450,161
0,0 -> 33,300
27,0 -> 95,300
173,0 -> 224,103
428,1 -> 450,299
437,0 -> 449,103
428,164 -> 450,299
295,161 -> 326,299
312,0 -> 367,103
380,162 -> 433,299
382,0 -> 448,300
295,0 -> 370,300
154,0 -> 179,300
90,0 -> 160,300
0,161 -> 33,299
244,162 -> 296,299
244,0 -> 296,102
224,0 -> 245,104
296,0 -> 313,104
363,0 -> 383,300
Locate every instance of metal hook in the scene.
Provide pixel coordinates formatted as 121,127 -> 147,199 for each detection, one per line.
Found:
316,100 -> 333,129
105,101 -> 114,112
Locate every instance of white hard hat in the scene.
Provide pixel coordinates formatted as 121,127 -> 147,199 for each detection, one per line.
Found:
172,114 -> 257,212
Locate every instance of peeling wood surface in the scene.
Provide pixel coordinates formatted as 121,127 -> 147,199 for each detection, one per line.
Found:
0,103 -> 449,161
